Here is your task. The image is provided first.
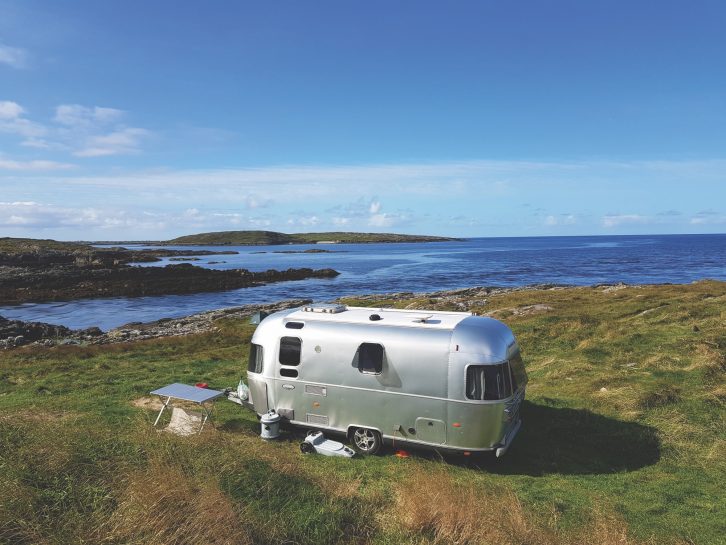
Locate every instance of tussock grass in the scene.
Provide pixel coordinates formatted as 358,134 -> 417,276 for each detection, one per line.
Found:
103,461 -> 249,545
393,465 -> 544,544
393,465 -> 650,545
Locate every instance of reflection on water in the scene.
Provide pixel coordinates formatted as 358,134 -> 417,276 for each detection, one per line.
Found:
1,234 -> 724,330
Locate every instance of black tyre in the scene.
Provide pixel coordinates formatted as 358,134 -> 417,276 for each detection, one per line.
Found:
351,427 -> 382,455
300,442 -> 315,454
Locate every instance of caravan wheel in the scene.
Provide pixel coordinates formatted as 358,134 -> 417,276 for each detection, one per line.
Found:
351,427 -> 382,455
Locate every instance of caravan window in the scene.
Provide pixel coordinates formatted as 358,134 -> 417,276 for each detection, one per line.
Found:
248,343 -> 264,374
356,343 -> 384,374
466,363 -> 513,400
509,352 -> 527,391
279,337 -> 301,366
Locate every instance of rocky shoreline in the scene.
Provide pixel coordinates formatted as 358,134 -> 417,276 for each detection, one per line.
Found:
0,299 -> 312,348
0,283 -> 594,349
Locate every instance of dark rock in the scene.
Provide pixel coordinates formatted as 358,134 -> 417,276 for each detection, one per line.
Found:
0,263 -> 341,304
0,315 -> 73,342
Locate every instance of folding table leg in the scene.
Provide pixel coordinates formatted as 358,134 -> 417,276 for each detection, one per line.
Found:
154,396 -> 171,427
198,403 -> 212,434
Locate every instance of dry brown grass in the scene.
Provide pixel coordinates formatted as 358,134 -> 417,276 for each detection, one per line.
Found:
592,385 -> 642,418
130,396 -> 166,411
393,467 -> 542,544
102,460 -> 251,545
641,353 -> 683,372
392,465 -> 660,545
0,475 -> 45,545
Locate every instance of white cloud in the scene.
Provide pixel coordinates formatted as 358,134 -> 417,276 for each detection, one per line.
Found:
657,209 -> 682,217
0,201 -> 246,232
368,211 -> 409,229
287,215 -> 321,227
602,214 -> 649,228
74,127 -> 150,157
248,217 -> 272,227
545,214 -> 577,226
0,201 -> 129,229
0,44 -> 28,68
54,104 -> 124,127
0,101 -> 47,138
0,101 -> 150,157
0,158 -> 74,170
369,200 -> 381,214
0,100 -> 25,119
368,213 -> 394,228
689,210 -> 725,225
51,158 -> 724,198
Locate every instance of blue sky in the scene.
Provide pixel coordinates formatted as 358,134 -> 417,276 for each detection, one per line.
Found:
1,0 -> 725,239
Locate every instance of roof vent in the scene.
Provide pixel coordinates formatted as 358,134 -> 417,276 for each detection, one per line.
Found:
302,303 -> 347,314
411,314 -> 434,323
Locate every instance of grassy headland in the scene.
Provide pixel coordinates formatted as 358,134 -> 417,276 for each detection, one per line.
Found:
165,230 -> 460,245
0,281 -> 723,544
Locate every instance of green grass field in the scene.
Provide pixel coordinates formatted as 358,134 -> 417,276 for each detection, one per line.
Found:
1,281 -> 724,544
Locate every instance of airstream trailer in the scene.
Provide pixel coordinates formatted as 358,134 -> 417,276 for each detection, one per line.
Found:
244,303 -> 527,457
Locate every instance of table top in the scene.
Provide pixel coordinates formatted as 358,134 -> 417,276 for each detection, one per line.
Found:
150,383 -> 224,404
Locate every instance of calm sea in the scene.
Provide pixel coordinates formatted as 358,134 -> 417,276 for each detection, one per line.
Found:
1,234 -> 724,330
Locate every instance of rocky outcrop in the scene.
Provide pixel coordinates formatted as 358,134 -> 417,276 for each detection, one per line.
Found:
0,264 -> 340,304
0,316 -> 102,348
337,285 -> 568,311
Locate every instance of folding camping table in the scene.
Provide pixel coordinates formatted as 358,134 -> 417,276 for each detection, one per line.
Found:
150,383 -> 224,434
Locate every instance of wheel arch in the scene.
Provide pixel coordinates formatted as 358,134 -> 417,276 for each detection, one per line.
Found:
346,424 -> 383,439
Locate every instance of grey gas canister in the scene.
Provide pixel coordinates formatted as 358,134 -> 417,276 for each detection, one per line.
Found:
260,410 -> 281,440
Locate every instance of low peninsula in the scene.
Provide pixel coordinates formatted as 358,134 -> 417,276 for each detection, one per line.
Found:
0,238 -> 339,305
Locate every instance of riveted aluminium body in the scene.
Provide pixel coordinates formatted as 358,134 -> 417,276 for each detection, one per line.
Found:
246,305 -> 527,454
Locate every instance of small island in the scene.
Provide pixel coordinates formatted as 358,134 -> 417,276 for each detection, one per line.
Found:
162,230 -> 460,245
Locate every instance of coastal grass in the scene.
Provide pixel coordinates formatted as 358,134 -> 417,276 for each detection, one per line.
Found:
0,237 -> 91,255
1,282 -> 724,544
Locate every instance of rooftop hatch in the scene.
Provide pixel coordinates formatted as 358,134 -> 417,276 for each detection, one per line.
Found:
302,303 -> 348,314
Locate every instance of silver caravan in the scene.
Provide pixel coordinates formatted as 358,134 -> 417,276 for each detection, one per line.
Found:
245,303 -> 527,457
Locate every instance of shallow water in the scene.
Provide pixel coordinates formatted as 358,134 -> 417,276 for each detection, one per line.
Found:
1,234 -> 724,330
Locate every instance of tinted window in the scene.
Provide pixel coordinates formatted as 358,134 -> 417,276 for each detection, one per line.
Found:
279,337 -> 301,366
248,343 -> 264,374
509,352 -> 528,390
466,363 -> 513,400
280,368 -> 298,378
356,343 -> 384,374
285,322 -> 304,329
